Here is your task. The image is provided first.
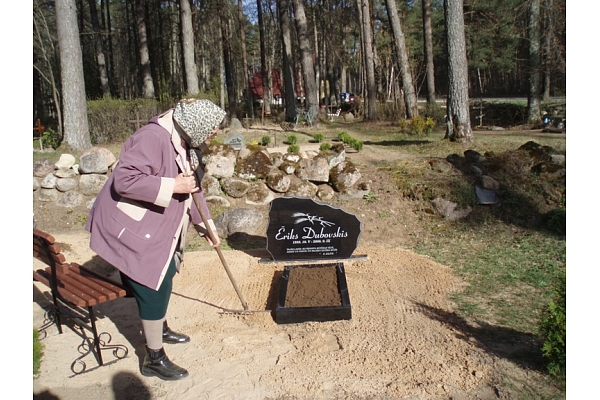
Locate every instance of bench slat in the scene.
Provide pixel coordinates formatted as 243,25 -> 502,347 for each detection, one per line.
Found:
46,267 -> 107,304
70,264 -> 127,298
33,270 -> 88,307
34,241 -> 67,264
61,265 -> 122,302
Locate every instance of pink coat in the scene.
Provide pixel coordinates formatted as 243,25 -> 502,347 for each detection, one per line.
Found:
85,112 -> 211,290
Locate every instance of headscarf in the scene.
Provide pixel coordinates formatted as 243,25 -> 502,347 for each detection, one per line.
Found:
172,98 -> 226,149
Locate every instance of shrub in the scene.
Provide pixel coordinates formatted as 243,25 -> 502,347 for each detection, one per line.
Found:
42,128 -> 61,149
313,133 -> 324,143
319,143 -> 331,151
87,98 -> 163,144
424,117 -> 436,135
337,131 -> 352,143
287,144 -> 300,153
349,138 -> 363,151
287,134 -> 298,145
410,116 -> 426,135
261,135 -> 271,146
539,270 -> 566,375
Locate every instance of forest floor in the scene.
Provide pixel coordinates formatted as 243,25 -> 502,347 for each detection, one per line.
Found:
32,119 -> 566,400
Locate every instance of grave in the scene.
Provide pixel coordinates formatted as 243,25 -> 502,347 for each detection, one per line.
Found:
264,197 -> 363,324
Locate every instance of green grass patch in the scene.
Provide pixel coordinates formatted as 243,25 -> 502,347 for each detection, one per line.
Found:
33,329 -> 43,376
415,221 -> 565,333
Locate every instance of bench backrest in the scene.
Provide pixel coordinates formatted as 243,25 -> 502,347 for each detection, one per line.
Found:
33,228 -> 70,273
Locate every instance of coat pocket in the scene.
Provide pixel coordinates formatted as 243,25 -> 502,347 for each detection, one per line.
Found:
115,224 -> 153,257
116,197 -> 147,221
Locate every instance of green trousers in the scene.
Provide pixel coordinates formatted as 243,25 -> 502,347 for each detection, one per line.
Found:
120,257 -> 177,320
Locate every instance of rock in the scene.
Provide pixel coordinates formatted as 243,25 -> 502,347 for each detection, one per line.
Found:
79,153 -> 108,174
481,175 -> 499,190
321,149 -> 345,169
286,175 -> 318,198
266,169 -> 292,193
55,154 -> 76,170
201,175 -> 221,196
79,174 -> 108,196
432,197 -> 472,220
33,177 -> 41,191
55,177 -> 78,192
316,184 -> 336,201
295,157 -> 330,183
41,173 -> 58,189
220,177 -> 250,198
245,182 -> 275,206
279,161 -> 297,174
81,147 -> 117,168
56,191 -> 84,208
330,160 -> 361,192
204,195 -> 231,207
214,208 -> 264,238
228,118 -> 243,132
464,149 -> 484,163
204,154 -> 235,178
36,188 -> 59,202
34,158 -> 55,177
429,158 -> 453,173
471,165 -> 483,176
55,168 -> 77,178
203,143 -> 237,164
475,186 -> 498,205
236,150 -> 273,180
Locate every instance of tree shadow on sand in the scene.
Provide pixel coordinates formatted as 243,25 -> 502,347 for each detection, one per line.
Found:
414,301 -> 546,372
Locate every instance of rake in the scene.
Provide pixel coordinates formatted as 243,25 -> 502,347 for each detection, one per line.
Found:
189,165 -> 269,315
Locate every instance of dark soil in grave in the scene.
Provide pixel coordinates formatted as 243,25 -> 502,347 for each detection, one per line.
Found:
284,264 -> 342,308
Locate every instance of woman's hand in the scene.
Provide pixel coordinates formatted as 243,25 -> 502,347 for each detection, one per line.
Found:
205,232 -> 221,248
173,173 -> 199,194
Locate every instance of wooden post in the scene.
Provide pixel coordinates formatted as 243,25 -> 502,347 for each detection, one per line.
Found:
33,119 -> 45,150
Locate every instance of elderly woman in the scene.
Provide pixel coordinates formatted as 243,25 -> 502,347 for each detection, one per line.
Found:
86,99 -> 226,380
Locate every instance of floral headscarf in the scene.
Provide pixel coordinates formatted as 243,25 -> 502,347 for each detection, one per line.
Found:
172,98 -> 226,149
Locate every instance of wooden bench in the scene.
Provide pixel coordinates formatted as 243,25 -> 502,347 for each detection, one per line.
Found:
33,228 -> 129,374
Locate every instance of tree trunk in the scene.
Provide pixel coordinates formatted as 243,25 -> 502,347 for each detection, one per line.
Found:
56,0 -> 92,149
358,0 -> 378,120
257,0 -> 272,116
239,0 -> 254,119
180,0 -> 199,95
384,0 -> 418,118
88,0 -> 110,98
292,0 -> 319,111
527,0 -> 542,124
136,0 -> 155,99
444,0 -> 472,142
33,0 -> 63,137
278,0 -> 297,122
220,11 -> 237,119
422,0 -> 436,105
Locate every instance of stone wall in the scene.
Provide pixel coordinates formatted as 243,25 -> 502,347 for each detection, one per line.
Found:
33,144 -> 367,212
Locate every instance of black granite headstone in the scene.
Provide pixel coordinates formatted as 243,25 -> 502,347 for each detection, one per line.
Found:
266,196 -> 362,261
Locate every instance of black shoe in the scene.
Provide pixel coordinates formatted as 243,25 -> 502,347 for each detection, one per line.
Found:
163,321 -> 191,344
141,346 -> 189,381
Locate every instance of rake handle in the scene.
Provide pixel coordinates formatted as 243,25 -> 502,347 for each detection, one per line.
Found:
191,192 -> 249,311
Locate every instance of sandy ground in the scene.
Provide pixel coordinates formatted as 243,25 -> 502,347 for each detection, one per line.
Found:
32,230 -> 508,400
